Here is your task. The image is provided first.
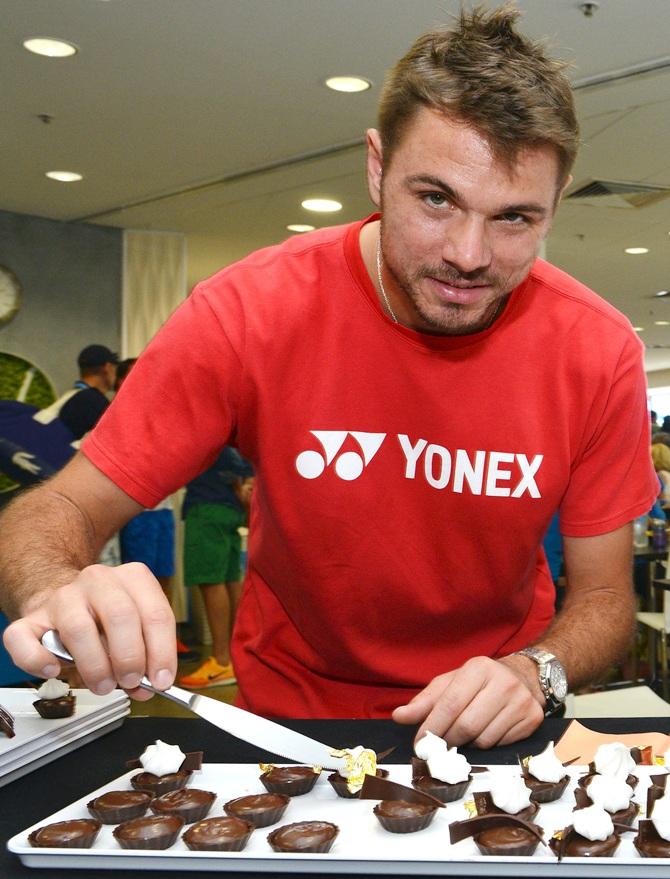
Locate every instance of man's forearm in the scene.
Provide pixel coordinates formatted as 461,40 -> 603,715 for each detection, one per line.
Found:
533,583 -> 635,688
0,485 -> 98,618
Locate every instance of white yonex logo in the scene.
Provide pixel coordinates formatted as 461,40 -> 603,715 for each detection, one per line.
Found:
295,431 -> 386,481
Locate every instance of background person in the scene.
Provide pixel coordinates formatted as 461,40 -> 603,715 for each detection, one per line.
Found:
178,446 -> 253,689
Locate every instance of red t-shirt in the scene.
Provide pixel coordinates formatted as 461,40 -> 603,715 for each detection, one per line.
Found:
83,215 -> 657,718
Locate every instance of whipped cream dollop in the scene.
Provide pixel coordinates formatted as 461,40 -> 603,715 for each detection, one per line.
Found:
139,740 -> 185,776
527,740 -> 565,784
651,792 -> 670,843
414,731 -> 471,784
586,774 -> 633,813
572,804 -> 614,842
593,742 -> 636,779
37,679 -> 70,700
491,774 -> 533,815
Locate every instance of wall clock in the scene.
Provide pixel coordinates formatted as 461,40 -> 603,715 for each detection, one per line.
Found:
0,264 -> 22,326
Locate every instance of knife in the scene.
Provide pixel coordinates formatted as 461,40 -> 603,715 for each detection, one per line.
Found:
41,629 -> 347,771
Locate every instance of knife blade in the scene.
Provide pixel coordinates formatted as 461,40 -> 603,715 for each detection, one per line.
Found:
41,629 -> 347,770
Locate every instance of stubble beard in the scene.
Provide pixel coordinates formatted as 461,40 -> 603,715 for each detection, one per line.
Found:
384,256 -> 510,336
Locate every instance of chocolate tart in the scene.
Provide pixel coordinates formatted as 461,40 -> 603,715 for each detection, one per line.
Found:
549,826 -> 621,859
574,782 -> 637,826
32,693 -> 76,719
150,788 -> 216,823
224,793 -> 290,827
267,820 -> 338,853
130,769 -> 191,796
0,704 -> 15,738
521,768 -> 569,804
373,799 -> 438,833
113,814 -> 184,850
579,770 -> 638,791
411,756 -> 472,803
328,768 -> 389,799
633,820 -> 670,858
183,816 -> 254,852
28,818 -> 101,849
260,765 -> 320,796
87,790 -> 153,824
473,790 -> 540,824
449,813 -> 545,856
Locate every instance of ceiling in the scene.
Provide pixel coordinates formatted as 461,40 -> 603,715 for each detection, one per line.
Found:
2,0 -> 670,371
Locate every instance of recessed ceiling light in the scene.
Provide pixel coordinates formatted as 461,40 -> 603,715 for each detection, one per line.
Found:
655,290 -> 670,298
325,76 -> 372,93
633,326 -> 645,332
654,320 -> 670,326
46,171 -> 83,182
286,224 -> 315,233
301,198 -> 342,213
624,247 -> 649,255
23,37 -> 78,58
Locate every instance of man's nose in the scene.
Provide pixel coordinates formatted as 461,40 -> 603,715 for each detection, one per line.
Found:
441,215 -> 492,275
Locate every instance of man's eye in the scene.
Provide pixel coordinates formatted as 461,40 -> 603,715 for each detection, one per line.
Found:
500,212 -> 528,225
424,192 -> 448,207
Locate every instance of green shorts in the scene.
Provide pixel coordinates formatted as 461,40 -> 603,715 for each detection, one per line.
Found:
183,503 -> 246,586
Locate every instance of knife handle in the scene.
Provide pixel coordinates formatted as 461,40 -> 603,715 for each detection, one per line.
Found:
40,629 -> 195,708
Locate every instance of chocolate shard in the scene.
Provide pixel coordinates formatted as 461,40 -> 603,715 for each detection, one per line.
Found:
574,786 -> 591,809
359,773 -> 445,808
613,822 -> 636,835
473,791 -> 495,815
562,756 -> 580,767
411,757 -> 428,780
0,705 -> 15,738
647,783 -> 666,818
470,765 -> 489,774
126,751 -> 203,772
376,746 -> 396,761
449,813 -> 545,846
650,773 -> 669,791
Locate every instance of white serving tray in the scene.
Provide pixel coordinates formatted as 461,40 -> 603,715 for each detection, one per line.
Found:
7,762 -> 670,876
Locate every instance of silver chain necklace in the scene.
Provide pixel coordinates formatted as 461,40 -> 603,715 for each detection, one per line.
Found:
375,236 -> 399,323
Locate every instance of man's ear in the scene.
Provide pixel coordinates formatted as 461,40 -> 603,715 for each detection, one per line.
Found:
365,128 -> 384,207
556,173 -> 573,206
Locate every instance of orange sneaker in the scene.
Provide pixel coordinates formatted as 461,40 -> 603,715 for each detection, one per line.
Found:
177,656 -> 236,689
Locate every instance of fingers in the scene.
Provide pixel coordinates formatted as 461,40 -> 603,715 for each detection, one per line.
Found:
392,657 -> 545,749
3,617 -> 62,679
3,562 -> 176,695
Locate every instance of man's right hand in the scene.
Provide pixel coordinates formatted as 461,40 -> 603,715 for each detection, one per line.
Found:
2,562 -> 177,700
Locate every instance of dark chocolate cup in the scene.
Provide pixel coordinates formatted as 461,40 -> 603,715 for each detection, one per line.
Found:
224,793 -> 290,827
28,819 -> 101,849
113,815 -> 184,850
150,788 -> 216,824
87,790 -> 153,824
260,766 -> 320,796
267,820 -> 338,853
634,820 -> 670,858
182,816 -> 254,852
549,829 -> 621,858
32,695 -> 76,719
373,800 -> 438,834
412,774 -> 472,803
475,826 -> 542,856
525,774 -> 570,803
130,769 -> 191,796
328,769 -> 389,799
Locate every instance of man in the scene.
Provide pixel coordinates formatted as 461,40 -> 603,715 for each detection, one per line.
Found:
0,5 -> 656,747
57,344 -> 118,440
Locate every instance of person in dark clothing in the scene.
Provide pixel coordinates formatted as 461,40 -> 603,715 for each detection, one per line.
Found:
178,446 -> 254,689
58,345 -> 118,440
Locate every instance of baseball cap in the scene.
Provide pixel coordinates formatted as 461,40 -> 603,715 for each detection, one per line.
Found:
77,344 -> 119,369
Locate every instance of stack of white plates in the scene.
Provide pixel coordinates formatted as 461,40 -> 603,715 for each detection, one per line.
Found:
0,687 -> 130,787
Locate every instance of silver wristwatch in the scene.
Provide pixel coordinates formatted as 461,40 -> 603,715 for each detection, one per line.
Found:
515,647 -> 568,716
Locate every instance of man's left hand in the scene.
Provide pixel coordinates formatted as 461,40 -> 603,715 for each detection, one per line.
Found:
392,654 -> 545,748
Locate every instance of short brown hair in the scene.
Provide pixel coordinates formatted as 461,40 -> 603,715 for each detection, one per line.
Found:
378,3 -> 579,182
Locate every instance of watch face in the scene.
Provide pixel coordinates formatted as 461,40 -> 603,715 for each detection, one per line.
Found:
549,663 -> 568,701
